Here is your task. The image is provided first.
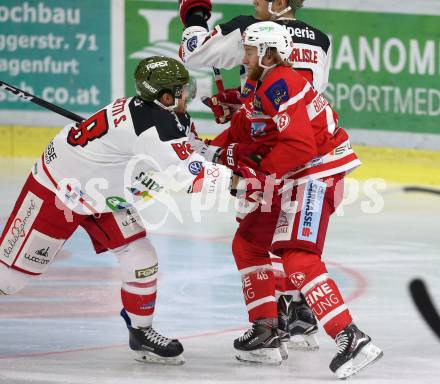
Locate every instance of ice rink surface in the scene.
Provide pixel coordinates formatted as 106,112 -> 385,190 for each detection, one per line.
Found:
0,159 -> 439,384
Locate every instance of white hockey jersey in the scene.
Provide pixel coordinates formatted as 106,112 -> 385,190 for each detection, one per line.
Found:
181,16 -> 331,93
32,97 -> 204,215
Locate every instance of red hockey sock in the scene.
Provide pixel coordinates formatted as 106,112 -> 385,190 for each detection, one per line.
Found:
233,234 -> 277,322
283,249 -> 352,339
121,279 -> 157,328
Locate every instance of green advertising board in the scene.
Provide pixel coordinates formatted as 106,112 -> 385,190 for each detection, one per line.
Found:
125,0 -> 251,120
0,0 -> 111,114
125,1 -> 440,136
300,9 -> 440,134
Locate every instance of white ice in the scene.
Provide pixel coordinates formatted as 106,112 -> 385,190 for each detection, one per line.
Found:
0,158 -> 439,383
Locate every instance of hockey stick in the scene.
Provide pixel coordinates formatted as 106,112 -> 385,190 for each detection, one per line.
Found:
212,66 -> 225,93
409,279 -> 440,339
0,80 -> 85,123
201,66 -> 225,108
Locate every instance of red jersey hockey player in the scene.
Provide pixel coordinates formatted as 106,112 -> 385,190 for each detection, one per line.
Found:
191,22 -> 383,378
181,0 -> 330,351
0,56 -> 204,365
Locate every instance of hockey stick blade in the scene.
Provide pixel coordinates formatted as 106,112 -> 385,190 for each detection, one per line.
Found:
409,278 -> 440,339
0,80 -> 85,123
403,186 -> 440,196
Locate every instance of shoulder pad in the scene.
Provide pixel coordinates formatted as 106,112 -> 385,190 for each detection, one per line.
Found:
129,97 -> 190,141
219,15 -> 257,35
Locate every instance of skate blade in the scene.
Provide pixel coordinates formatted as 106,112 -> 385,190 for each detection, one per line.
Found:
134,351 -> 185,366
288,334 -> 319,351
235,347 -> 283,366
335,342 -> 383,380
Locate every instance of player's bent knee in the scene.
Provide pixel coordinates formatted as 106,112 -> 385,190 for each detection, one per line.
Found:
282,249 -> 327,284
0,263 -> 33,295
112,237 -> 158,283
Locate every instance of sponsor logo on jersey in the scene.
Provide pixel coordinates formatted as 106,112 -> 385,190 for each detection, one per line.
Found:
272,208 -> 296,243
0,192 -> 43,266
297,180 -> 326,243
289,272 -> 306,289
135,172 -> 164,193
285,26 -> 316,40
251,122 -> 267,137
106,196 -> 131,211
113,207 -> 145,239
305,280 -> 343,318
121,209 -> 139,227
186,35 -> 198,52
333,141 -> 352,156
24,247 -> 51,265
135,262 -> 159,278
44,141 -> 57,164
241,82 -> 255,99
140,300 -> 156,310
277,113 -> 290,132
12,229 -> 63,274
133,98 -> 143,107
309,157 -> 323,167
188,161 -> 203,175
264,79 -> 289,110
253,95 -> 263,112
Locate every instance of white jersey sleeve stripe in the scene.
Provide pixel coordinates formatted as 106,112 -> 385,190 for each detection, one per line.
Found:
277,82 -> 312,114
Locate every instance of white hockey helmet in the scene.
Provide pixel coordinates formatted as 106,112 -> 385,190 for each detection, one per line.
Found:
243,21 -> 294,69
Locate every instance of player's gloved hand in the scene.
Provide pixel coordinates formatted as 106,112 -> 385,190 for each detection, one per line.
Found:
201,88 -> 242,124
187,131 -> 222,162
231,165 -> 277,204
179,0 -> 212,25
219,142 -> 271,172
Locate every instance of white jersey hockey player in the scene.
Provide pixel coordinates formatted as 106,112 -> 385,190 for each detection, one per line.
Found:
0,56 -> 204,365
180,0 -> 331,93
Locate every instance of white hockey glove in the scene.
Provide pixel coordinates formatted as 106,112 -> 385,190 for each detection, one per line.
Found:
187,131 -> 222,163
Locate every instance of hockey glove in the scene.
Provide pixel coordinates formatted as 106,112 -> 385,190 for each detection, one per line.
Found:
231,164 -> 278,204
201,88 -> 241,124
219,142 -> 271,172
179,0 -> 212,25
187,131 -> 222,163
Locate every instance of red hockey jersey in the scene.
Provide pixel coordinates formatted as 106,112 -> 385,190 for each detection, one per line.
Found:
212,66 -> 360,184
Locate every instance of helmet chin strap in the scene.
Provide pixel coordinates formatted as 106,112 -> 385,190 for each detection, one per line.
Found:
268,2 -> 292,19
154,98 -> 178,111
258,46 -> 278,74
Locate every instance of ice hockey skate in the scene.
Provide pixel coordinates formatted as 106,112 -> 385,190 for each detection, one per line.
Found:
121,309 -> 185,365
234,320 -> 283,365
277,294 -> 292,360
330,323 -> 383,379
278,294 -> 319,351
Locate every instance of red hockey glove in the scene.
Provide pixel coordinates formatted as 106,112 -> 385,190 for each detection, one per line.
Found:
231,165 -> 277,204
219,142 -> 271,172
201,88 -> 241,124
179,0 -> 212,25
